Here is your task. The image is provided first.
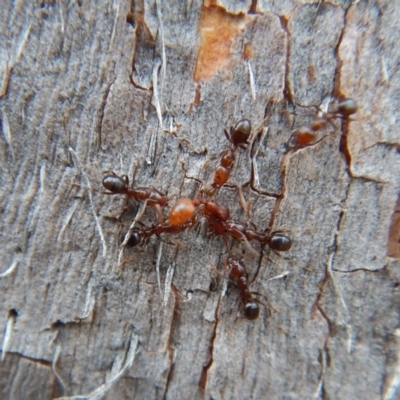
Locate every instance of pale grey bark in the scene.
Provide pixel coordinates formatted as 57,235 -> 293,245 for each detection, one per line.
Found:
0,1 -> 399,399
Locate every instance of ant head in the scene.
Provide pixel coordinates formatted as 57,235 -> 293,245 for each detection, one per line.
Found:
230,119 -> 251,147
122,231 -> 142,247
269,232 -> 292,252
244,302 -> 260,320
337,98 -> 357,117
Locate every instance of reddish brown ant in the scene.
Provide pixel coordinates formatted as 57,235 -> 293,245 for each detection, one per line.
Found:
122,197 -> 197,247
223,220 -> 292,253
122,218 -> 195,248
102,171 -> 168,207
291,98 -> 357,148
227,254 -> 268,320
201,119 -> 251,196
122,197 -> 227,248
194,198 -> 292,253
102,171 -> 169,223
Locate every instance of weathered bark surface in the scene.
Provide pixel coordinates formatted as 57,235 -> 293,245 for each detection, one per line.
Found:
1,1 -> 399,399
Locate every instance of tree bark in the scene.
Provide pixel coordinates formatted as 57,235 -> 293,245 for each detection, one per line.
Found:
1,1 -> 399,399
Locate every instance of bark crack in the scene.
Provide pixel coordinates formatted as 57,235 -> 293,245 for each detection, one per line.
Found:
162,284 -> 179,399
96,77 -> 116,151
279,14 -> 294,105
4,351 -> 52,367
198,297 -> 221,392
333,5 -> 355,176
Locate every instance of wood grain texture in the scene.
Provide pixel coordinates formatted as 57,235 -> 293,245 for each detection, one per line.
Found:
0,1 -> 399,399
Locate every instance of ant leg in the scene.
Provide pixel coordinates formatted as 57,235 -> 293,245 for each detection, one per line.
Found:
270,249 -> 292,260
250,294 -> 276,316
121,175 -> 129,186
209,255 -> 232,281
222,234 -> 231,252
229,296 -> 242,322
230,229 -> 259,258
167,238 -> 187,249
70,182 -> 88,190
223,128 -> 231,142
117,200 -> 149,269
209,260 -> 226,280
154,204 -> 164,223
252,292 -> 278,315
102,170 -> 117,176
263,247 -> 292,261
235,184 -> 252,218
134,200 -> 149,223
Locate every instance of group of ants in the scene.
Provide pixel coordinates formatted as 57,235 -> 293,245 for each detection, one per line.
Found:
101,98 -> 357,321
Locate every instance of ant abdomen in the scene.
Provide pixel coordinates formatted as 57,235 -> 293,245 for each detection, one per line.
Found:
244,302 -> 260,320
213,166 -> 230,187
122,231 -> 142,247
269,232 -> 292,252
102,174 -> 128,194
337,98 -> 357,116
168,198 -> 195,225
230,119 -> 251,147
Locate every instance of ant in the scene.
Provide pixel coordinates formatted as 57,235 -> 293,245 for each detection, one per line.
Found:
102,172 -> 168,207
102,171 -> 168,222
201,119 -> 251,196
122,197 -> 227,248
223,220 -> 292,253
193,198 -> 292,253
122,218 -> 196,248
290,98 -> 357,148
227,254 -> 268,320
122,197 -> 197,247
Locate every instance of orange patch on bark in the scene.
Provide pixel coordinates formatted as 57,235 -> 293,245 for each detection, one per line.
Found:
388,193 -> 400,258
243,42 -> 253,60
194,5 -> 245,81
